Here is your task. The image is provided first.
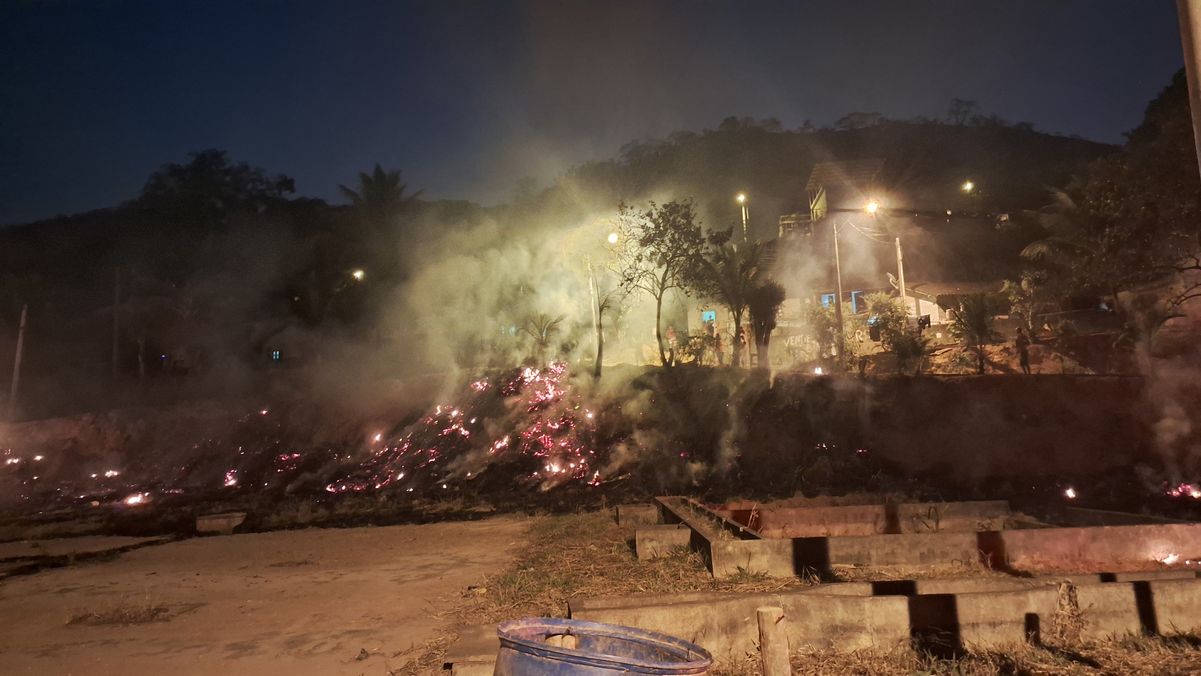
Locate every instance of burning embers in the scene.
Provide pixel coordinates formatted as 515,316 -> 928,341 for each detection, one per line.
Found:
1166,482 -> 1201,500
325,362 -> 604,495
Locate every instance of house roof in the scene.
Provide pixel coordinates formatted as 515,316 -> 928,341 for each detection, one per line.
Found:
906,280 -> 1004,299
804,159 -> 886,194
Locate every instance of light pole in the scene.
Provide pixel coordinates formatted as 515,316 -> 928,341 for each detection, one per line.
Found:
736,193 -> 749,241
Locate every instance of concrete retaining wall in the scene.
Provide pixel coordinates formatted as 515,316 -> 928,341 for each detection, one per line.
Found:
571,576 -> 1201,664
717,500 -> 1013,537
991,523 -> 1201,572
571,589 -> 910,663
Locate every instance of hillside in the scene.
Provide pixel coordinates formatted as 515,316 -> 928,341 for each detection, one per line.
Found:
543,118 -> 1116,239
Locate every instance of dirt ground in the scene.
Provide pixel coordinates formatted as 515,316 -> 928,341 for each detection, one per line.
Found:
0,516 -> 532,675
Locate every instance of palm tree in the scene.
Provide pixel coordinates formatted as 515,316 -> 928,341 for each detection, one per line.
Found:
702,242 -> 761,367
520,313 -> 565,364
950,293 -> 1000,374
339,164 -> 422,223
746,280 -> 786,367
1019,190 -> 1093,268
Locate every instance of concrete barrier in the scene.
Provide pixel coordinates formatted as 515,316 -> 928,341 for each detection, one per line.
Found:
664,496 -> 1201,579
571,576 -> 1201,663
616,504 -> 661,527
571,589 -> 909,663
717,500 -> 1014,537
635,525 -> 691,560
991,523 -> 1201,572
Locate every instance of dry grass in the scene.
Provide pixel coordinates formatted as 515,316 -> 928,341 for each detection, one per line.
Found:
464,510 -> 814,624
67,603 -> 172,626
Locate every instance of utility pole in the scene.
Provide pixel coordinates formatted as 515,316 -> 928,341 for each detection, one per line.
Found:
8,304 -> 27,421
833,220 -> 846,361
112,267 -> 120,379
895,237 -> 908,315
1177,0 -> 1201,176
585,255 -> 603,379
736,193 -> 749,241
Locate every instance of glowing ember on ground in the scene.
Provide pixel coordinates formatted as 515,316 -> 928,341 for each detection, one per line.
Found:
324,362 -> 602,494
1160,553 -> 1181,565
4,458 -> 19,466
33,455 -> 43,461
122,492 -> 150,506
224,469 -> 238,487
813,367 -> 824,375
373,433 -> 383,443
1063,487 -> 1077,499
259,409 -> 269,416
103,469 -> 120,478
1166,482 -> 1201,499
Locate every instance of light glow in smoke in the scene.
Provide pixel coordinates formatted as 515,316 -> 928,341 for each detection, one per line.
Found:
122,492 -> 149,506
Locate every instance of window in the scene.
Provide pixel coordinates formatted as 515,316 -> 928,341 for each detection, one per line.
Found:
820,293 -> 835,308
271,350 -> 281,362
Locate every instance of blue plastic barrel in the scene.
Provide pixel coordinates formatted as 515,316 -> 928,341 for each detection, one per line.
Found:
495,617 -> 712,675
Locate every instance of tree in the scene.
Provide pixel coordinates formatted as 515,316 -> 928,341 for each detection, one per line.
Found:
698,241 -> 760,367
834,112 -> 883,130
805,303 -> 866,365
864,293 -> 907,349
947,98 -> 981,125
519,313 -> 565,364
138,149 -> 294,227
864,292 -> 927,374
892,329 -> 929,375
1019,70 -> 1201,336
746,280 -> 786,367
612,200 -> 709,366
338,164 -> 423,284
339,164 -> 422,224
950,293 -> 1000,374
1002,271 -> 1055,333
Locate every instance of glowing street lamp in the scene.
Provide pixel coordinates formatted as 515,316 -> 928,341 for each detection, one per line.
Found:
864,199 -> 880,214
350,268 -> 366,281
961,180 -> 975,193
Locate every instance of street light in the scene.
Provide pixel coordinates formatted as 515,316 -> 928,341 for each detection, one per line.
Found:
736,193 -> 749,240
351,268 -> 366,281
865,199 -> 880,214
961,180 -> 975,193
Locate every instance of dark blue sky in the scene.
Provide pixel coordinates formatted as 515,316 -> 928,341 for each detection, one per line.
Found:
0,0 -> 1186,224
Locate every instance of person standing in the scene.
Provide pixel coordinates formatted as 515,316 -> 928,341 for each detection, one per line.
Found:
1015,327 -> 1032,375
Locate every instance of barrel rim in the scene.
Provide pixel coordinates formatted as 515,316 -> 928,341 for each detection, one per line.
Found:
497,617 -> 713,673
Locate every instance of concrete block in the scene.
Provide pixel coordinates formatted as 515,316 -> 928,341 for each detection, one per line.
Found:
1075,583 -> 1144,639
826,531 -> 980,567
723,500 -> 1012,537
998,523 -> 1201,572
443,624 -> 497,675
616,504 -> 661,527
572,589 -> 909,663
635,525 -> 690,560
954,587 -> 1058,648
1150,578 -> 1201,634
195,512 -> 246,535
710,539 -> 795,578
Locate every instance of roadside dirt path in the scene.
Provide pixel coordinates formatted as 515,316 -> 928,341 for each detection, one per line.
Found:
0,516 -> 532,675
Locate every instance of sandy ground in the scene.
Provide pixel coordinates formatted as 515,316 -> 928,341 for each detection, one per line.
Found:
0,516 -> 532,675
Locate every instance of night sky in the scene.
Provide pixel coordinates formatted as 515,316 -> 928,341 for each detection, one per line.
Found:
0,0 -> 1186,225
